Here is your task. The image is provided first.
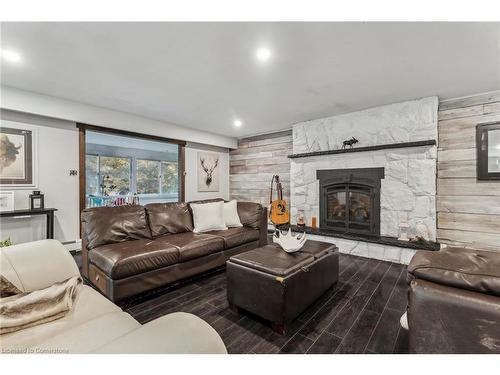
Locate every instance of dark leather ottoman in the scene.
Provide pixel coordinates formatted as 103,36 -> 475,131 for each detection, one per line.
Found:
226,241 -> 339,334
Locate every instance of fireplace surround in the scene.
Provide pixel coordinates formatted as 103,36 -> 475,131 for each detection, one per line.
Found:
317,168 -> 384,236
288,97 -> 439,264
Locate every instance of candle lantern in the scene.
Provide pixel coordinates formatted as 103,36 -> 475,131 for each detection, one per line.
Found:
30,191 -> 45,210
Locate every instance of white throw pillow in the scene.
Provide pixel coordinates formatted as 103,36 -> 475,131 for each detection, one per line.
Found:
190,201 -> 228,233
224,200 -> 243,228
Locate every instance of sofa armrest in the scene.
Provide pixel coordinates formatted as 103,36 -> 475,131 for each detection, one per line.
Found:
0,239 -> 80,293
408,249 -> 500,297
93,312 -> 227,354
408,278 -> 500,353
235,201 -> 268,246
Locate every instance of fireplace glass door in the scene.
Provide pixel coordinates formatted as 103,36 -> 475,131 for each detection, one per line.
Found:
325,184 -> 373,234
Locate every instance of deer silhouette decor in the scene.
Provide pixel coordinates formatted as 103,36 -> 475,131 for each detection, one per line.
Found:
200,156 -> 219,187
342,137 -> 359,149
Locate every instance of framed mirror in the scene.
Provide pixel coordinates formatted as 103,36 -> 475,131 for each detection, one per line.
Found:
477,121 -> 500,180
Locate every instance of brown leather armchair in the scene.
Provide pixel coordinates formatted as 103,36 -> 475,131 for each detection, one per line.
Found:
407,247 -> 500,354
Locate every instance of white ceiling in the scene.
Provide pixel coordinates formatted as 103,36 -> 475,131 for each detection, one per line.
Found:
1,22 -> 499,138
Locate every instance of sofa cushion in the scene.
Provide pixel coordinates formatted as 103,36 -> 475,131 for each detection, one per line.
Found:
408,248 -> 500,297
156,232 -> 224,262
190,201 -> 228,233
89,239 -> 180,279
223,200 -> 243,228
0,285 -> 138,353
237,202 -> 263,230
207,227 -> 260,249
145,202 -> 194,237
82,205 -> 152,250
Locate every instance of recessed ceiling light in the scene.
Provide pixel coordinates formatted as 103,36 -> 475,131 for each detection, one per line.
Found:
256,47 -> 271,62
233,119 -> 243,128
1,49 -> 22,63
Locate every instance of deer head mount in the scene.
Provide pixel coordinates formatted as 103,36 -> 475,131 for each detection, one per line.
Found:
200,157 -> 219,186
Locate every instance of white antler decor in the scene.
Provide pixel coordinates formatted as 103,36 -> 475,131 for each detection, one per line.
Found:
273,228 -> 307,253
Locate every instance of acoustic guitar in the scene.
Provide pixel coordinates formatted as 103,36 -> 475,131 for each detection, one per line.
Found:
269,175 -> 290,226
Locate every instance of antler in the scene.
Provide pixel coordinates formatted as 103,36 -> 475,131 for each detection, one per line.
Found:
209,157 -> 219,173
200,158 -> 210,173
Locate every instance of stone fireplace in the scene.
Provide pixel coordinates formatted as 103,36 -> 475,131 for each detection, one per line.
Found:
317,167 -> 384,236
289,96 -> 439,263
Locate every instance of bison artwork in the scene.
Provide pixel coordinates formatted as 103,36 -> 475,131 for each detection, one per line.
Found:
0,125 -> 34,185
0,134 -> 22,173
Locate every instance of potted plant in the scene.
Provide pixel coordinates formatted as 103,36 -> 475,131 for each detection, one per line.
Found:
0,237 -> 13,247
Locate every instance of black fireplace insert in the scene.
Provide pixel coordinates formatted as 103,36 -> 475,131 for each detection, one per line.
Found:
317,168 -> 384,236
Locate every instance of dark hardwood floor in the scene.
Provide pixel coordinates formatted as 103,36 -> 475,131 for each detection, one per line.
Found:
74,250 -> 409,354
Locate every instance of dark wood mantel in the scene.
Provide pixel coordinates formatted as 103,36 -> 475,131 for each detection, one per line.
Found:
288,140 -> 436,159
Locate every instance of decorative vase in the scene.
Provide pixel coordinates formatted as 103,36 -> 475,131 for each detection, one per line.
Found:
296,209 -> 306,228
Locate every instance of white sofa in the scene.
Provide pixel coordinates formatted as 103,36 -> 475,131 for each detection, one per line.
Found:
0,239 -> 227,354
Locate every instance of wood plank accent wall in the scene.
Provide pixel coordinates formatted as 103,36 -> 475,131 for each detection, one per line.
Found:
437,91 -> 500,251
229,130 -> 292,207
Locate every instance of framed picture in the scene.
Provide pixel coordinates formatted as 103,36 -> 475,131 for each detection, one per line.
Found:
197,152 -> 220,192
0,191 -> 15,212
477,121 -> 500,180
0,121 -> 38,188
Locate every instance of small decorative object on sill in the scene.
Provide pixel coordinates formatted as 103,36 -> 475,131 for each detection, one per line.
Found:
398,218 -> 409,241
296,209 -> 306,228
29,191 -> 44,210
273,228 -> 307,253
342,137 -> 359,149
311,216 -> 317,229
131,193 -> 140,205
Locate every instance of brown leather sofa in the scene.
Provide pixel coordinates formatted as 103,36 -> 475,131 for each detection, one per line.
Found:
407,247 -> 500,353
81,199 -> 267,302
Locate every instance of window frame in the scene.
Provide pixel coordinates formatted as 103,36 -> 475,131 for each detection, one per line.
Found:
78,123 -> 186,217
476,121 -> 500,181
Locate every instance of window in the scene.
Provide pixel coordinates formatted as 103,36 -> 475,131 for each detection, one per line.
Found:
99,156 -> 131,195
85,155 -> 131,197
477,122 -> 500,180
136,159 -> 160,194
85,155 -> 99,196
161,162 -> 179,194
136,159 -> 179,195
83,129 -> 182,208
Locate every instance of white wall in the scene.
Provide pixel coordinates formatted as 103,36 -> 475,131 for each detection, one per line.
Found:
0,110 -> 79,244
1,86 -> 237,149
185,142 -> 229,201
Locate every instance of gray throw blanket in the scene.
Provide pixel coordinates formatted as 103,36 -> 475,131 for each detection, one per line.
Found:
0,276 -> 81,335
